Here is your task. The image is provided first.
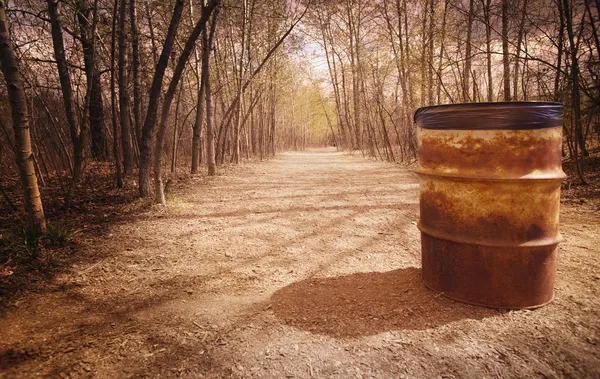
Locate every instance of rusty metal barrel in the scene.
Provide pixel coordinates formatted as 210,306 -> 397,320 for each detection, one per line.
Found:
414,102 -> 565,309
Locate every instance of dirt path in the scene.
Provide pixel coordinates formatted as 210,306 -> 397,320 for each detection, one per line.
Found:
1,148 -> 599,378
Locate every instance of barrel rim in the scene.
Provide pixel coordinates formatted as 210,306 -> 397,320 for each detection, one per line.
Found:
414,101 -> 563,130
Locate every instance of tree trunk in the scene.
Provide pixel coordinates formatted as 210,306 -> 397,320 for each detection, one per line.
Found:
233,0 -> 248,164
513,0 -> 528,101
419,0 -> 428,106
47,0 -> 85,184
502,0 -> 511,101
138,0 -> 184,197
318,8 -> 346,149
553,0 -> 564,102
170,84 -> 183,173
482,0 -> 493,101
427,0 -> 435,105
130,0 -> 142,145
584,0 -> 600,62
191,32 -> 207,175
214,3 -> 308,161
153,0 -> 218,204
464,0 -> 475,102
0,0 -> 46,233
563,0 -> 587,182
77,0 -> 106,161
437,0 -> 448,103
118,0 -> 134,175
110,0 -> 123,187
205,6 -> 220,176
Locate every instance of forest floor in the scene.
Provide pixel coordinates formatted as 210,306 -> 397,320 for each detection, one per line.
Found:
1,148 -> 599,378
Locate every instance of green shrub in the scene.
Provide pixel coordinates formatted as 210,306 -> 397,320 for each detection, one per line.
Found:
0,224 -> 41,260
42,221 -> 78,248
0,221 -> 78,262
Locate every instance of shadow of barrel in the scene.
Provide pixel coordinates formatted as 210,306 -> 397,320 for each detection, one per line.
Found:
270,267 -> 496,338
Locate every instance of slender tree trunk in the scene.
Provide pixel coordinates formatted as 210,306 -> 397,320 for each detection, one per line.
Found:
118,0 -> 134,175
502,0 -> 511,100
205,7 -> 220,176
464,0 -> 475,102
427,0 -> 435,104
318,9 -> 346,149
214,4 -> 308,160
153,0 -> 218,204
47,0 -> 85,184
346,1 -> 362,150
191,31 -> 207,174
563,0 -> 587,182
419,0 -> 428,106
77,0 -> 106,161
584,0 -> 600,61
482,0 -> 493,101
553,0 -> 564,102
437,0 -> 448,103
0,0 -> 47,233
138,0 -> 184,197
401,0 -> 417,156
258,100 -> 264,160
513,0 -> 528,100
110,0 -> 123,187
233,0 -> 248,164
145,0 -> 158,65
270,77 -> 276,156
190,0 -> 204,174
171,84 -> 183,173
130,0 -> 142,144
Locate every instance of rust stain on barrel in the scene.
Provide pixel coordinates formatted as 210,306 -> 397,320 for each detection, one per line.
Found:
415,102 -> 564,309
419,180 -> 561,245
419,132 -> 562,177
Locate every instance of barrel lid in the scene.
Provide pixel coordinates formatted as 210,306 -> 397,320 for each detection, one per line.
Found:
414,102 -> 563,130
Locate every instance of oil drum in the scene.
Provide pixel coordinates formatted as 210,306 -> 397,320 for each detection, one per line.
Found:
414,102 -> 565,309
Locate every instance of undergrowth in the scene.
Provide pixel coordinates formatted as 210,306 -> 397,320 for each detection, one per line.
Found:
0,221 -> 78,264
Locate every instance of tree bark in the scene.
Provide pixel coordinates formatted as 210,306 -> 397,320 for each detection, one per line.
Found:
138,0 -> 184,197
419,0 -> 428,106
118,0 -> 134,175
464,0 -> 475,102
153,0 -> 218,204
553,0 -> 564,102
427,0 -> 435,104
563,0 -> 587,182
513,0 -> 528,100
77,0 -> 106,161
205,6 -> 220,176
47,0 -> 85,184
233,0 -> 248,164
436,0 -> 448,103
191,30 -> 207,175
110,0 -> 123,187
0,0 -> 46,233
482,0 -> 493,101
130,0 -> 142,144
502,0 -> 511,100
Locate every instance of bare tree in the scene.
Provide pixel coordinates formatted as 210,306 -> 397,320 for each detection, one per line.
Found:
501,0 -> 511,100
46,0 -> 88,207
0,0 -> 46,233
205,5 -> 219,176
138,0 -> 185,197
153,0 -> 219,204
76,0 -> 106,161
118,0 -> 134,175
